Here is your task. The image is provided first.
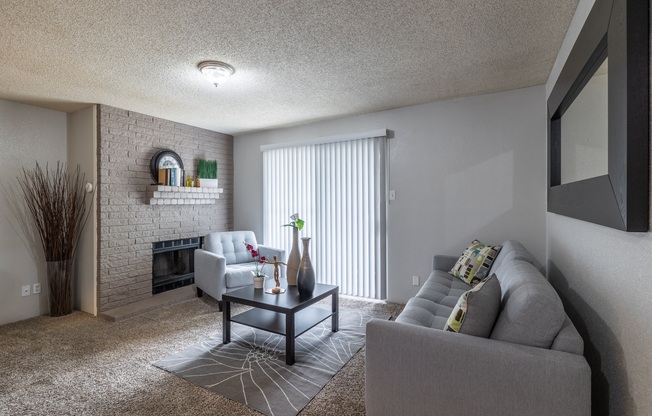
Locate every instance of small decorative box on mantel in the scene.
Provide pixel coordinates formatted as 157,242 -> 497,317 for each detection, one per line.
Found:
147,185 -> 224,205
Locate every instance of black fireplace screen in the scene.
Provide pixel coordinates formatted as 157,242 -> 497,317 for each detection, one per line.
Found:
152,237 -> 200,294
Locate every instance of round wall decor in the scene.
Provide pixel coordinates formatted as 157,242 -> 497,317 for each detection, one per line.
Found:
150,149 -> 184,183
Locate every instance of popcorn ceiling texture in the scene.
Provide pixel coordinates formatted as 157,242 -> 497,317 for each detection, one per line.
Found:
0,0 -> 579,135
97,105 -> 233,311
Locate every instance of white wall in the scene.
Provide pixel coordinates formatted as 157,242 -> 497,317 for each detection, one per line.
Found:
546,0 -> 652,413
68,106 -> 97,315
0,99 -> 67,325
234,85 -> 547,303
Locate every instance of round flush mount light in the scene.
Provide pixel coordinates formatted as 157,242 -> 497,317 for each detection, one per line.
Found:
198,60 -> 235,87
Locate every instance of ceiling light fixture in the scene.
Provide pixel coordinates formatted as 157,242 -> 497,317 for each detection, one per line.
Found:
198,61 -> 235,87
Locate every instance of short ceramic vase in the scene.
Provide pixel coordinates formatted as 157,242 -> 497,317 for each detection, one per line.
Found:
253,274 -> 265,289
297,237 -> 315,298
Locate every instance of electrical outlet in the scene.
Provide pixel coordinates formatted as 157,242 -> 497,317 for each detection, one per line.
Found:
33,283 -> 41,294
412,275 -> 420,286
21,285 -> 30,296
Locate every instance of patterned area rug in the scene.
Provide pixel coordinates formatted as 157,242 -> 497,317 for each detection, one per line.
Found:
154,308 -> 386,416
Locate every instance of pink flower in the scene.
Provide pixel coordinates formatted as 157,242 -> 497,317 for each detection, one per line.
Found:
243,241 -> 267,277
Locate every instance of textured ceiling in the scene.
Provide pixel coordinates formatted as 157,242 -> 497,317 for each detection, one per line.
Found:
0,0 -> 578,135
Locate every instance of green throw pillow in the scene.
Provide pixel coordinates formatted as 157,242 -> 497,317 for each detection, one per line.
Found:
449,239 -> 501,286
444,274 -> 501,337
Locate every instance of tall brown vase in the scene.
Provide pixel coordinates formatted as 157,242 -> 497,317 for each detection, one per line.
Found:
286,227 -> 300,286
46,259 -> 74,317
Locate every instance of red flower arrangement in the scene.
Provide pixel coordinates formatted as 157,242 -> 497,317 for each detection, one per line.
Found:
244,242 -> 267,277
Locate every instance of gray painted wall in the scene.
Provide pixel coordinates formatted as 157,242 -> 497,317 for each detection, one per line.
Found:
234,85 -> 547,304
0,99 -> 67,325
546,0 -> 652,413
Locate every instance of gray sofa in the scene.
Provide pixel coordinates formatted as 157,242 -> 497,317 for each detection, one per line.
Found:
365,240 -> 590,416
194,231 -> 285,310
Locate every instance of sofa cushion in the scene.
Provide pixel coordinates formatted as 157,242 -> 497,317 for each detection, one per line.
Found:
449,240 -> 502,286
490,260 -> 565,349
394,297 -> 452,329
395,270 -> 471,328
415,270 -> 471,305
444,274 -> 501,337
224,263 -> 259,288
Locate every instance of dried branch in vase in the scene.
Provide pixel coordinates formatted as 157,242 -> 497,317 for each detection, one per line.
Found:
11,162 -> 94,316
17,162 -> 92,262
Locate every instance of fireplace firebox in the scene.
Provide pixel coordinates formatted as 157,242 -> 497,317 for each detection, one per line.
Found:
152,237 -> 200,294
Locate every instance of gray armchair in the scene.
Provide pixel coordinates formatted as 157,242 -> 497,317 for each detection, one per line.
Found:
194,231 -> 285,310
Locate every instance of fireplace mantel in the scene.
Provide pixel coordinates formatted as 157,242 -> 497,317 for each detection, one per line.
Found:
147,185 -> 224,205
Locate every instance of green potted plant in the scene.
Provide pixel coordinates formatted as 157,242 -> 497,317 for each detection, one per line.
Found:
197,159 -> 218,188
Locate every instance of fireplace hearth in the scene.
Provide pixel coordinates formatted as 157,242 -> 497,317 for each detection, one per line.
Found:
152,237 -> 200,294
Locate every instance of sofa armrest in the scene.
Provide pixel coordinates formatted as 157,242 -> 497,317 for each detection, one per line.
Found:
194,249 -> 227,301
432,254 -> 458,271
365,319 -> 590,416
258,245 -> 287,279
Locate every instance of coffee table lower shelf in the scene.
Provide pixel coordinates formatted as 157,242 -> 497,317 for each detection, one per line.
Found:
222,283 -> 339,365
231,307 -> 332,338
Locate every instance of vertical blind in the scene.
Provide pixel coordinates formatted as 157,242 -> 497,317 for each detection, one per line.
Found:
262,132 -> 387,299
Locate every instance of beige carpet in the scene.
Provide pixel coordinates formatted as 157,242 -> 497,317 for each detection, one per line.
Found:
0,295 -> 403,415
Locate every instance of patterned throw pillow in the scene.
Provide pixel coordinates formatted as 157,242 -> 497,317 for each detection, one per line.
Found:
444,274 -> 501,337
449,239 -> 501,285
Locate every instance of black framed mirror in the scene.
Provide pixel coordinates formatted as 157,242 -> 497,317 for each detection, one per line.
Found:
547,0 -> 649,232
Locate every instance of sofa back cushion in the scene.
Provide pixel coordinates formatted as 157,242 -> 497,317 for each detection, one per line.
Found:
490,240 -> 536,276
204,231 -> 258,265
551,316 -> 584,355
490,260 -> 565,349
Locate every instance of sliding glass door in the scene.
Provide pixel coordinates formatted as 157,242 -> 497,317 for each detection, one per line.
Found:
262,132 -> 387,299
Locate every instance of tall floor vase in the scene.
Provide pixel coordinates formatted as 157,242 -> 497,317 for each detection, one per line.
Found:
297,237 -> 315,299
46,259 -> 74,317
286,227 -> 300,286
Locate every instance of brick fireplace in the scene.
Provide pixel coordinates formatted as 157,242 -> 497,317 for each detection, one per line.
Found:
97,105 -> 233,312
152,237 -> 200,294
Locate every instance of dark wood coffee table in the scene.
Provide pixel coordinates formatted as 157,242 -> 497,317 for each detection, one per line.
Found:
222,283 -> 339,365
